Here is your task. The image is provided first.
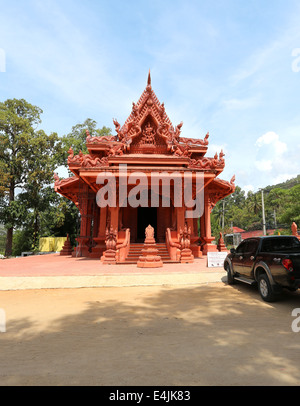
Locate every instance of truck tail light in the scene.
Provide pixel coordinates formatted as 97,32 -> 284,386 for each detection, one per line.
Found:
282,259 -> 294,272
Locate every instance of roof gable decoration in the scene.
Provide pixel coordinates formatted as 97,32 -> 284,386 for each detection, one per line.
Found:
85,71 -> 210,157
66,72 -> 230,176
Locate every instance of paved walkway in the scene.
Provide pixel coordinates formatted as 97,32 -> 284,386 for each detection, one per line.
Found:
0,253 -> 225,290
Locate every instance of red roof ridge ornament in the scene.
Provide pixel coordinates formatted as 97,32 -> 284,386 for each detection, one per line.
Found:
147,69 -> 151,87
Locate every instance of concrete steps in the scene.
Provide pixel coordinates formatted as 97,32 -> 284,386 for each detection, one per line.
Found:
118,243 -> 179,264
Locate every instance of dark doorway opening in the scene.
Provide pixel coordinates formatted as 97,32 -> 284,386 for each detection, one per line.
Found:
137,207 -> 157,242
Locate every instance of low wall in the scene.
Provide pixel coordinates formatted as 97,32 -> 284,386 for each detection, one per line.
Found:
39,237 -> 67,253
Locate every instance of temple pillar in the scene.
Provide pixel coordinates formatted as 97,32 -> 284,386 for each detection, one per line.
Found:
176,206 -> 185,238
202,194 -> 217,255
99,207 -> 107,238
90,206 -> 108,259
75,190 -> 90,257
90,206 -> 103,258
200,214 -> 205,241
110,206 -> 119,232
186,210 -> 202,258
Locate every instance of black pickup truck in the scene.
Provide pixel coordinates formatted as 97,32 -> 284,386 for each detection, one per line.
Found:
224,235 -> 300,302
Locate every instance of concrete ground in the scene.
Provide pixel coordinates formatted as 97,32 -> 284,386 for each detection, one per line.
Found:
0,253 -> 224,290
0,255 -> 300,386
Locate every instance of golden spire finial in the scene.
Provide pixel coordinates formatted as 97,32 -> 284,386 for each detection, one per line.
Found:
147,69 -> 151,86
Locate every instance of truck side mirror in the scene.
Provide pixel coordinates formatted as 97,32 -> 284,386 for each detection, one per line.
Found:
230,248 -> 236,254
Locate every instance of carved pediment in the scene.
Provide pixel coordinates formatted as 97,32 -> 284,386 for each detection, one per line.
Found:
108,71 -> 210,157
130,116 -> 168,154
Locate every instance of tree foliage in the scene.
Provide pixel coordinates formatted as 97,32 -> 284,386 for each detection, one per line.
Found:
0,99 -> 63,255
59,118 -> 111,164
0,101 -> 112,256
211,179 -> 300,240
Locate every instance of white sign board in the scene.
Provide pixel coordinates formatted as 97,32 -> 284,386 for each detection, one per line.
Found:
207,251 -> 228,268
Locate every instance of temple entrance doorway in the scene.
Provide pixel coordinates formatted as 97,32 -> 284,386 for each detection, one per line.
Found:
137,207 -> 157,242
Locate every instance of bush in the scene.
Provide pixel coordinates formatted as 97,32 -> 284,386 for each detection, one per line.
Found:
12,229 -> 33,256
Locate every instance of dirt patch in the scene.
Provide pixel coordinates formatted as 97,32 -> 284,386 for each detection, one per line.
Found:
0,282 -> 300,386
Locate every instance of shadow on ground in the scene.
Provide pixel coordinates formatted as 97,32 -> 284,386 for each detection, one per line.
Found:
0,281 -> 300,386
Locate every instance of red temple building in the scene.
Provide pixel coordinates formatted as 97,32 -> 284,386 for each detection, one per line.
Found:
54,72 -> 235,265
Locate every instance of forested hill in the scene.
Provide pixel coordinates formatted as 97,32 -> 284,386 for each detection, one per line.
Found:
211,174 -> 300,239
264,175 -> 300,193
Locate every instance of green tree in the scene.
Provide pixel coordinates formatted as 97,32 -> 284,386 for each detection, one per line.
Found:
278,184 -> 300,226
265,188 -> 287,228
59,118 -> 111,164
246,191 -> 262,216
0,99 -> 61,256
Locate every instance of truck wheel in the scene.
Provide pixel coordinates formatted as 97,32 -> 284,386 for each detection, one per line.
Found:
226,263 -> 235,285
258,273 -> 277,302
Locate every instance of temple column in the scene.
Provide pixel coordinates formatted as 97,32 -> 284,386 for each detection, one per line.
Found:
90,206 -> 103,258
98,206 -> 107,238
176,206 -> 185,237
186,214 -> 202,258
110,206 -> 119,232
202,194 -> 217,255
86,199 -> 93,238
90,206 -> 107,258
100,206 -> 119,264
75,189 -> 90,257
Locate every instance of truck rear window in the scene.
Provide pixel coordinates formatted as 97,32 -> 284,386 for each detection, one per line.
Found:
261,237 -> 300,252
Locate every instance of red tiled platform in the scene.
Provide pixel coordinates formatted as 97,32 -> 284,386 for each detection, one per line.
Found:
0,254 -> 225,290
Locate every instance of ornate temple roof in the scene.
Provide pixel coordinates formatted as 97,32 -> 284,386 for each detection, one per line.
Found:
55,72 -> 235,204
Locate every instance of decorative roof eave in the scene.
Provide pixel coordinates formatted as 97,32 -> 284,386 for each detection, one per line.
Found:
210,175 -> 236,193
207,175 -> 236,208
53,174 -> 79,189
188,150 -> 225,172
53,174 -> 80,205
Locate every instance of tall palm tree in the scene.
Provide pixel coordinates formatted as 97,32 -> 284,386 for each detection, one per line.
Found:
246,191 -> 262,215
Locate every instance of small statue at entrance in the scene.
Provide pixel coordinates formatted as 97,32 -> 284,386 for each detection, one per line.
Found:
145,224 -> 155,240
179,223 -> 191,249
105,226 -> 118,250
101,226 -> 118,264
217,232 -> 228,252
178,223 -> 194,263
292,222 -> 298,236
137,224 -> 163,268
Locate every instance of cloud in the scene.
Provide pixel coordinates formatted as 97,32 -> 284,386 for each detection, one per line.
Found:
254,131 -> 288,172
272,173 -> 299,185
254,159 -> 273,172
222,97 -> 260,111
242,185 -> 255,194
251,131 -> 300,188
207,143 -> 228,157
255,131 -> 287,155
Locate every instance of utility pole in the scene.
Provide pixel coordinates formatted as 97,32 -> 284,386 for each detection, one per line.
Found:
273,208 -> 277,229
261,189 -> 266,235
222,200 -> 225,229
